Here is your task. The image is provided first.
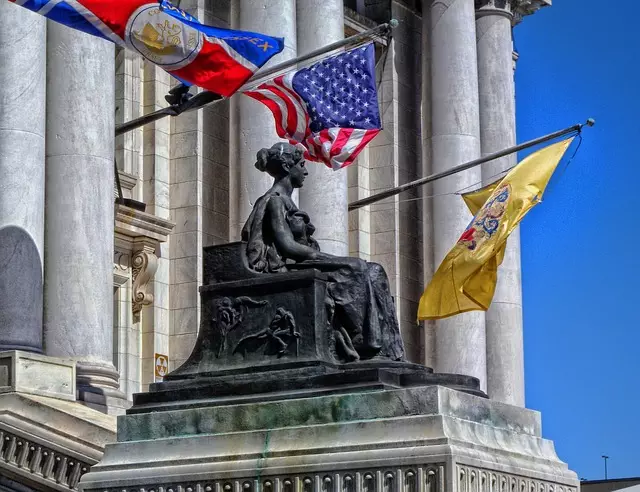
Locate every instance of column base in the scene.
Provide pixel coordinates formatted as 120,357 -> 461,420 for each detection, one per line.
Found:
76,361 -> 130,416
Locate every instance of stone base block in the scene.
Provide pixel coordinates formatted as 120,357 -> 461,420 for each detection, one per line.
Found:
79,386 -> 578,492
0,350 -> 75,401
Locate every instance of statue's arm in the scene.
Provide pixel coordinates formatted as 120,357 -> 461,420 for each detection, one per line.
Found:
267,198 -> 324,262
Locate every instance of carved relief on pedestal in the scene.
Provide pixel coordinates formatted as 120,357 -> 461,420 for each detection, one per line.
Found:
131,242 -> 158,322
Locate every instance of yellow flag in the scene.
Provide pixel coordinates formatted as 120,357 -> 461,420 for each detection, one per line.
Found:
418,137 -> 574,320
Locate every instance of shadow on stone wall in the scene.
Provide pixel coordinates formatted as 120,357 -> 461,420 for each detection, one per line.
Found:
0,226 -> 43,352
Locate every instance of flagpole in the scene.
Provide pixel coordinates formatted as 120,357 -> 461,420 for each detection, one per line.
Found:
115,21 -> 395,137
347,119 -> 595,211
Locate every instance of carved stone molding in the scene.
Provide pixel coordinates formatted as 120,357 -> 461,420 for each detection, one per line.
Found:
456,465 -> 577,492
84,465 -> 445,492
476,0 -> 513,17
0,427 -> 92,491
113,204 -> 174,321
131,241 -> 158,322
475,0 -> 551,22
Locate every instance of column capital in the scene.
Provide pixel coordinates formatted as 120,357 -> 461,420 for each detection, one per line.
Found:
475,0 -> 551,22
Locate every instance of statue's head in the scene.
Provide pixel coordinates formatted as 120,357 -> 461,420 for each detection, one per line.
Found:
255,142 -> 308,188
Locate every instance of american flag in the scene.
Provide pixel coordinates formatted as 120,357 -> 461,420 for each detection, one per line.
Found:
244,43 -> 381,170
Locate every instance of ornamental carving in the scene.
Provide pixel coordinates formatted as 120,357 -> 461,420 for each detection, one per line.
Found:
210,296 -> 269,358
233,307 -> 300,358
83,465 -> 444,492
131,243 -> 158,322
0,427 -> 92,491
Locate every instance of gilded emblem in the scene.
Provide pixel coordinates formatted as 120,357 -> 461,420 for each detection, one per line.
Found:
458,183 -> 511,251
125,4 -> 202,69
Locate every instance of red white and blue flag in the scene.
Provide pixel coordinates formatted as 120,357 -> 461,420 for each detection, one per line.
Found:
244,43 -> 381,170
7,0 -> 284,97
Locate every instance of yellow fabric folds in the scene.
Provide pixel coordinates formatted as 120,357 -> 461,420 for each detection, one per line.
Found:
417,137 -> 574,320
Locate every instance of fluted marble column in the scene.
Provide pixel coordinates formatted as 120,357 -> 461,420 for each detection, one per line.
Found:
425,0 -> 486,389
44,25 -> 125,411
476,0 -> 524,406
296,0 -> 349,256
230,0 -> 297,238
0,4 -> 46,353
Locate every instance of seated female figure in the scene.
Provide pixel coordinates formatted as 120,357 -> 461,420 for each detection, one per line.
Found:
241,143 -> 405,362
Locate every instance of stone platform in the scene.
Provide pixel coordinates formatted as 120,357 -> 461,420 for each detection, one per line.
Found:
79,385 -> 578,492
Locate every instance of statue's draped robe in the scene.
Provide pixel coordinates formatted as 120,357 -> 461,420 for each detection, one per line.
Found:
242,192 -> 405,361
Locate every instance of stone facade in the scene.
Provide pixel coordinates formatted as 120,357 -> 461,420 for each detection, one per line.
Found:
0,1 -> 566,491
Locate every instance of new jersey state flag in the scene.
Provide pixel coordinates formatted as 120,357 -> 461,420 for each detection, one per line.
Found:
418,137 -> 574,320
7,0 -> 284,97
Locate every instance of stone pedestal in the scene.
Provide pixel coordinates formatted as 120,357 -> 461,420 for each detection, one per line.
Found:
79,385 -> 578,492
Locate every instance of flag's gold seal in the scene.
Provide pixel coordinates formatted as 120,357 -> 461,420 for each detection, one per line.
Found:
125,4 -> 202,70
458,183 -> 511,251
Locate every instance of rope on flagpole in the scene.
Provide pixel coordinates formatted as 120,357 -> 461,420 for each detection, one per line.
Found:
347,119 -> 595,211
352,122 -> 592,213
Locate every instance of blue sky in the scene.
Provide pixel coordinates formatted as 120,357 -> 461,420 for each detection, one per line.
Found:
516,0 -> 640,480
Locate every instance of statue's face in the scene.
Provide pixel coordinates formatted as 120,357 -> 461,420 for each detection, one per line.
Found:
288,157 -> 308,188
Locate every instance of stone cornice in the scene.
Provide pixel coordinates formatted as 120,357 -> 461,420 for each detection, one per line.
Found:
115,204 -> 174,243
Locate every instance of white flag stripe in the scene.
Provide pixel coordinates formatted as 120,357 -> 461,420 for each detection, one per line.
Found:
332,129 -> 367,167
249,86 -> 292,139
211,37 -> 259,73
65,0 -> 125,45
277,74 -> 308,141
37,0 -> 64,15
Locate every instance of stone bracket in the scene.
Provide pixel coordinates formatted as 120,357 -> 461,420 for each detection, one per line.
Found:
113,203 -> 174,321
131,240 -> 158,322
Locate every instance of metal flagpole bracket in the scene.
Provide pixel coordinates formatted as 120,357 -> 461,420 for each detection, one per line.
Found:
348,118 -> 595,211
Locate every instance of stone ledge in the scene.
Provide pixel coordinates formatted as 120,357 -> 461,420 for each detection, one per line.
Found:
120,386 -> 535,442
0,392 -> 116,491
0,351 -> 75,401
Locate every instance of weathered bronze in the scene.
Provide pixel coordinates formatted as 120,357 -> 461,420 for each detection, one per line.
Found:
242,143 -> 405,362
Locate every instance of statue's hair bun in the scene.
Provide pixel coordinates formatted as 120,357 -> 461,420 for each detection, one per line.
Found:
254,148 -> 270,172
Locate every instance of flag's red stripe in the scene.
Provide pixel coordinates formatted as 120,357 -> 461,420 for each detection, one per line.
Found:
76,0 -> 146,39
171,41 -> 254,97
265,78 -> 299,138
275,76 -> 312,139
340,130 -> 380,168
244,90 -> 288,138
329,128 -> 354,160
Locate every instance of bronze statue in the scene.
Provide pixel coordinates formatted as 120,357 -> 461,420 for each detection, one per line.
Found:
241,143 -> 405,362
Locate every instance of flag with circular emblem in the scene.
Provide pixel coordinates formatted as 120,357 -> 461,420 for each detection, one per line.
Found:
7,0 -> 284,97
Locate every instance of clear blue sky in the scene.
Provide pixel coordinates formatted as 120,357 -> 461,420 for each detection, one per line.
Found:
516,0 -> 640,480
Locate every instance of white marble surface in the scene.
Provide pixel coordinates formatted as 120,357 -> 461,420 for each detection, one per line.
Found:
296,0 -> 349,256
425,0 -> 486,389
229,0 -> 297,239
0,3 -> 46,352
43,24 -> 121,402
476,6 -> 525,406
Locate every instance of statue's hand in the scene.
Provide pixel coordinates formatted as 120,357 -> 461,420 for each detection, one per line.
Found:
309,251 -> 334,261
